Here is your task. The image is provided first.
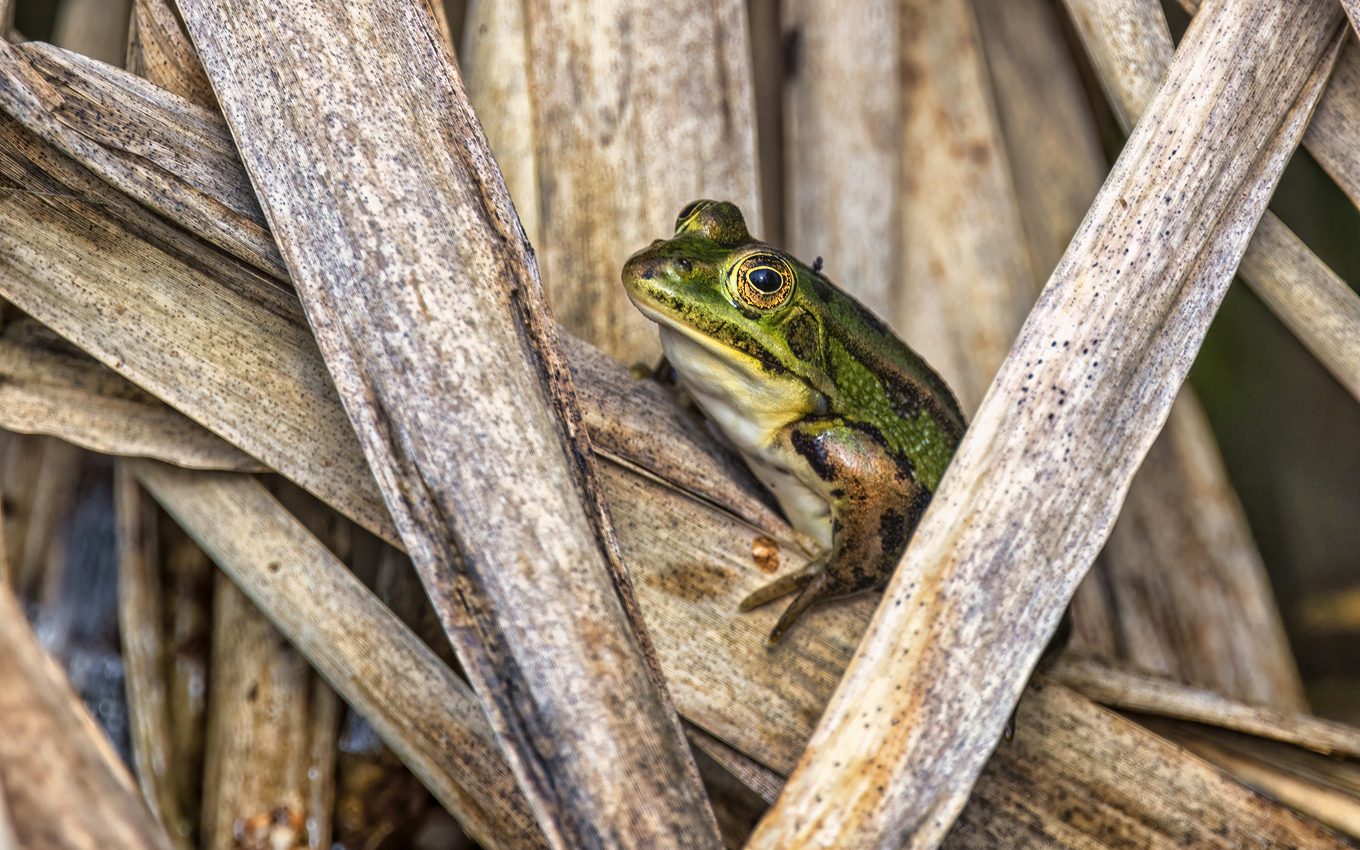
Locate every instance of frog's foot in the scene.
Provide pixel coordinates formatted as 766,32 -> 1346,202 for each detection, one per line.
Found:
739,558 -> 847,647
764,571 -> 839,646
738,558 -> 826,613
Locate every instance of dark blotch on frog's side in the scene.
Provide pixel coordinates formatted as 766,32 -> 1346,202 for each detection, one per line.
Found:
878,509 -> 906,556
784,309 -> 822,365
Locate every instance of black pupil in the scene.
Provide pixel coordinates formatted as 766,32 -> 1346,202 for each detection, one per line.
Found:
748,267 -> 782,294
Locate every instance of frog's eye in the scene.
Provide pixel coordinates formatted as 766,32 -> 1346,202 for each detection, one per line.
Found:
675,200 -> 752,246
733,253 -> 795,310
675,200 -> 716,234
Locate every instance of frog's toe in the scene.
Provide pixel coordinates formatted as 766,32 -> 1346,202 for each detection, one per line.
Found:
765,571 -> 835,646
738,559 -> 824,613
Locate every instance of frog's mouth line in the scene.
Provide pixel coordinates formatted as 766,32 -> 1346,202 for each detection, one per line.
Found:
626,294 -> 759,371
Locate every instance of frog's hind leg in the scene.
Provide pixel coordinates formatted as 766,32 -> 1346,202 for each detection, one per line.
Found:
741,417 -> 932,646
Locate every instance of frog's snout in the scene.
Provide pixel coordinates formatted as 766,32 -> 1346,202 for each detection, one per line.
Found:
624,254 -> 677,283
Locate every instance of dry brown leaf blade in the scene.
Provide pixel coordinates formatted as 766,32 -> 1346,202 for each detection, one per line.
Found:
0,324 -> 266,472
0,94 -> 396,543
0,48 -> 784,564
0,577 -> 177,850
0,22 -> 1352,849
499,0 -> 762,364
1052,653 -> 1360,758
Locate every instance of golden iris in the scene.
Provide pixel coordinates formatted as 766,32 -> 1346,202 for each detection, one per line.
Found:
733,253 -> 795,309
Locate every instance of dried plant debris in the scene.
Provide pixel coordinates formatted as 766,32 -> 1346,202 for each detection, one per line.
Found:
1,0 -> 1359,848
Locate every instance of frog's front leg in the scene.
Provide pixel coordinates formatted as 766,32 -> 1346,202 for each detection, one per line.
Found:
739,418 -> 932,645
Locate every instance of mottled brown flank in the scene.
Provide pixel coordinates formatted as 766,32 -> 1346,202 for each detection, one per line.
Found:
789,427 -> 835,482
878,509 -> 906,555
644,561 -> 736,602
780,419 -> 934,604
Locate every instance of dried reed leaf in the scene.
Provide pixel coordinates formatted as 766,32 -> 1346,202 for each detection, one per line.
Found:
176,0 -> 721,842
3,24 -> 1352,849
0,786 -> 14,850
683,725 -> 783,806
781,0 -> 897,318
0,96 -> 393,543
115,465 -> 193,850
894,0 -> 1035,412
303,678 -> 340,850
1086,392 -> 1307,707
747,3 -> 1346,847
1140,716 -> 1360,840
0,43 -> 782,568
947,682 -> 1355,848
1053,653 -> 1360,758
134,459 -> 1351,850
124,0 -> 217,110
1239,218 -> 1360,401
1179,0 -> 1360,213
130,460 -> 544,850
51,0 -> 130,68
200,577 -> 317,850
1172,0 -> 1360,215
996,0 -> 1303,710
565,332 -> 788,536
1066,0 -> 1360,404
974,0 -> 1106,280
461,0 -> 539,249
0,43 -> 284,278
0,322 -> 265,472
1305,38 -> 1360,211
11,435 -> 79,597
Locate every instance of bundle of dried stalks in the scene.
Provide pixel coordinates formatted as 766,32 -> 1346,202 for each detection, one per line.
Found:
0,1 -> 1357,849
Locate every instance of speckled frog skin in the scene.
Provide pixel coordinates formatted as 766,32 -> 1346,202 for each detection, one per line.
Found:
622,200 -> 966,644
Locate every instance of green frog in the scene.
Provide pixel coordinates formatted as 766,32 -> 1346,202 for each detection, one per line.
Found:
622,200 -> 966,645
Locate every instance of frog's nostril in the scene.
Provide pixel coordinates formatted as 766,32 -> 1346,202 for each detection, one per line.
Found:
674,258 -> 692,274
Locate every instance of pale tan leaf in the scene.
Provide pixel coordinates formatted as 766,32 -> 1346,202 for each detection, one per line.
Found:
1053,653 -> 1360,758
0,322 -> 265,472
